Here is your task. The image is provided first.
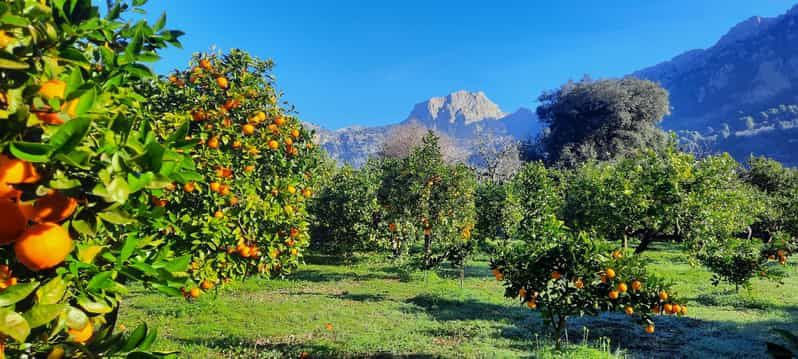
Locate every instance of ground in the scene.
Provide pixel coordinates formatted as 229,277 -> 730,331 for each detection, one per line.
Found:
121,244 -> 798,358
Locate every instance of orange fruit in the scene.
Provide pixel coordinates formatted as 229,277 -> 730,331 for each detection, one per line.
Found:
672,304 -> 681,315
389,223 -> 397,232
213,210 -> 224,219
285,138 -> 293,146
184,182 -> 196,192
0,199 -> 27,245
658,291 -> 668,301
617,282 -> 628,293
207,137 -> 220,149
290,248 -> 298,256
34,111 -> 65,125
491,268 -> 503,281
624,306 -> 634,316
216,77 -> 229,89
232,140 -> 242,149
229,196 -> 239,206
243,124 -> 256,136
287,185 -> 297,195
200,280 -> 214,290
608,290 -> 619,299
14,222 -> 73,271
0,183 -> 20,200
68,321 -> 93,344
526,300 -> 537,309
645,324 -> 655,334
679,305 -> 688,316
651,304 -> 660,313
518,287 -> 527,298
574,278 -> 584,289
0,155 -> 41,184
20,191 -> 78,223
239,246 -> 252,258
39,80 -> 66,99
605,268 -> 616,279
268,124 -> 279,133
551,271 -> 561,280
631,280 -> 642,291
189,287 -> 201,298
612,250 -> 622,259
245,165 -> 255,173
219,184 -> 231,196
291,129 -> 300,138
302,188 -> 313,198
216,167 -> 233,178
0,30 -> 13,47
210,182 -> 221,193
199,59 -> 212,70
268,140 -> 279,150
62,98 -> 79,117
663,303 -> 673,314
223,98 -> 240,110
192,110 -> 207,122
290,227 -> 300,238
274,117 -> 285,126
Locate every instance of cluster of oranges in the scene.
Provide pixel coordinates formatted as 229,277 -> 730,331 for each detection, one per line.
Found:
768,249 -> 791,265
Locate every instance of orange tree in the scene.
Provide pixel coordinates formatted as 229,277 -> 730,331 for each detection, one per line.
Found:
0,0 -> 196,357
143,49 -> 322,293
491,217 -> 685,349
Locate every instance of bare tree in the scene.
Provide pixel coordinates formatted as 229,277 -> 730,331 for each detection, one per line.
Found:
378,122 -> 467,163
472,128 -> 523,183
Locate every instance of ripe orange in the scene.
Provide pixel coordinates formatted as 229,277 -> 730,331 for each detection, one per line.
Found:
0,183 -> 20,201
290,227 -> 299,238
199,59 -> 212,70
34,111 -> 65,125
285,138 -> 293,146
608,290 -> 619,299
39,80 -> 66,99
605,268 -> 616,279
223,118 -> 233,128
232,140 -> 242,149
631,280 -> 642,291
245,165 -> 255,172
268,124 -> 279,133
291,129 -> 300,138
518,287 -> 527,298
219,184 -> 231,196
617,282 -> 628,293
213,210 -> 224,219
302,188 -> 313,198
20,191 -> 78,223
672,304 -> 682,315
624,306 -> 634,316
239,246 -> 252,258
223,98 -> 240,110
243,124 -> 256,135
184,182 -> 196,192
268,140 -> 279,150
14,222 -> 73,271
0,30 -> 13,48
192,110 -> 207,122
189,287 -> 201,298
62,98 -> 79,117
210,182 -> 221,193
526,300 -> 537,309
389,223 -> 397,232
207,137 -> 220,149
0,199 -> 27,245
679,305 -> 688,316
274,117 -> 286,126
645,324 -> 655,334
216,77 -> 229,89
551,271 -> 561,280
287,185 -> 297,195
200,280 -> 214,290
0,155 -> 41,184
229,196 -> 239,206
68,321 -> 93,344
663,303 -> 673,314
658,290 -> 668,301
612,250 -> 622,259
216,167 -> 233,178
290,248 -> 298,256
574,278 -> 584,289
491,268 -> 503,281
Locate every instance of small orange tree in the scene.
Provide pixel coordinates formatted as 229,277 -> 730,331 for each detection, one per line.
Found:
145,50 -> 322,293
492,217 -> 685,349
0,0 -> 195,357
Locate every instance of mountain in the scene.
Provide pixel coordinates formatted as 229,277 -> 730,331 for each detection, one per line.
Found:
632,4 -> 798,166
312,91 -> 540,166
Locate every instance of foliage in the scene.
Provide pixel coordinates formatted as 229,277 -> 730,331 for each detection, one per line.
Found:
743,156 -> 798,241
508,162 -> 564,238
0,0 -> 193,356
492,217 -> 684,348
473,182 -> 520,253
309,165 -> 380,256
376,132 -> 477,270
144,50 -> 323,292
536,77 -> 670,167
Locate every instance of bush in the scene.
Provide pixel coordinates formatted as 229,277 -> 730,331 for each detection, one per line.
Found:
0,1 -> 193,356
145,50 -> 323,291
492,217 -> 684,348
473,182 -> 520,253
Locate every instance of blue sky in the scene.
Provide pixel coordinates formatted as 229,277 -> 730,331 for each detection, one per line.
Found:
138,1 -> 796,130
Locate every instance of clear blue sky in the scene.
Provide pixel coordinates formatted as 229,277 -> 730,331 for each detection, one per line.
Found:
138,1 -> 796,130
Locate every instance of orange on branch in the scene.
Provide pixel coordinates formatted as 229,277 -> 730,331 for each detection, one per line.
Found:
645,324 -> 655,334
608,290 -> 619,300
268,140 -> 279,150
243,124 -> 256,135
659,290 -> 668,301
20,191 -> 78,223
0,199 -> 27,245
631,280 -> 642,291
216,77 -> 229,89
617,282 -> 628,293
14,223 -> 73,271
624,306 -> 634,316
0,155 -> 40,184
68,321 -> 93,344
605,268 -> 616,279
184,182 -> 196,192
207,137 -> 220,148
39,80 -> 66,100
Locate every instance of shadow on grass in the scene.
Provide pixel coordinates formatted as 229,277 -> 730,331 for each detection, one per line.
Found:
404,293 -> 529,323
289,269 -> 400,283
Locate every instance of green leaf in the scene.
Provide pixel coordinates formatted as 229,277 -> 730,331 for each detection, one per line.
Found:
9,142 -> 53,162
97,209 -> 136,225
0,307 -> 30,343
0,281 -> 39,307
77,296 -> 113,314
153,12 -> 166,31
0,57 -> 29,70
49,117 -> 91,154
120,323 -> 148,352
23,303 -> 67,328
74,87 -> 96,116
87,271 -> 115,291
35,277 -> 67,304
118,235 -> 140,265
160,255 -> 190,273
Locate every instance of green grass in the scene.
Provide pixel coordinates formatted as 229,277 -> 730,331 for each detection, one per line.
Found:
120,247 -> 798,358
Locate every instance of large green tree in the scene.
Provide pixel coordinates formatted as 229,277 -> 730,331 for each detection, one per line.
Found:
536,78 -> 670,167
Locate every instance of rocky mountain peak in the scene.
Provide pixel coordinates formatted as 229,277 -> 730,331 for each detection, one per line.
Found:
404,90 -> 506,128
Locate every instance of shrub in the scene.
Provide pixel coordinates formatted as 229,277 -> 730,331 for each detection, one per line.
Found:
473,182 -> 521,253
492,217 -> 684,348
145,50 -> 323,291
0,0 -> 193,356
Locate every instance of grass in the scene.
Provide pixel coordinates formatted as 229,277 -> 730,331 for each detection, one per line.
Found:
120,246 -> 798,358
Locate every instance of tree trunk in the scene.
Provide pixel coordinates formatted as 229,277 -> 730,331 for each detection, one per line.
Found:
460,262 -> 465,289
423,232 -> 432,269
554,315 -> 568,350
634,236 -> 653,254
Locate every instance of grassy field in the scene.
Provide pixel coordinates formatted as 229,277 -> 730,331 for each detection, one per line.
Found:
120,245 -> 798,358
